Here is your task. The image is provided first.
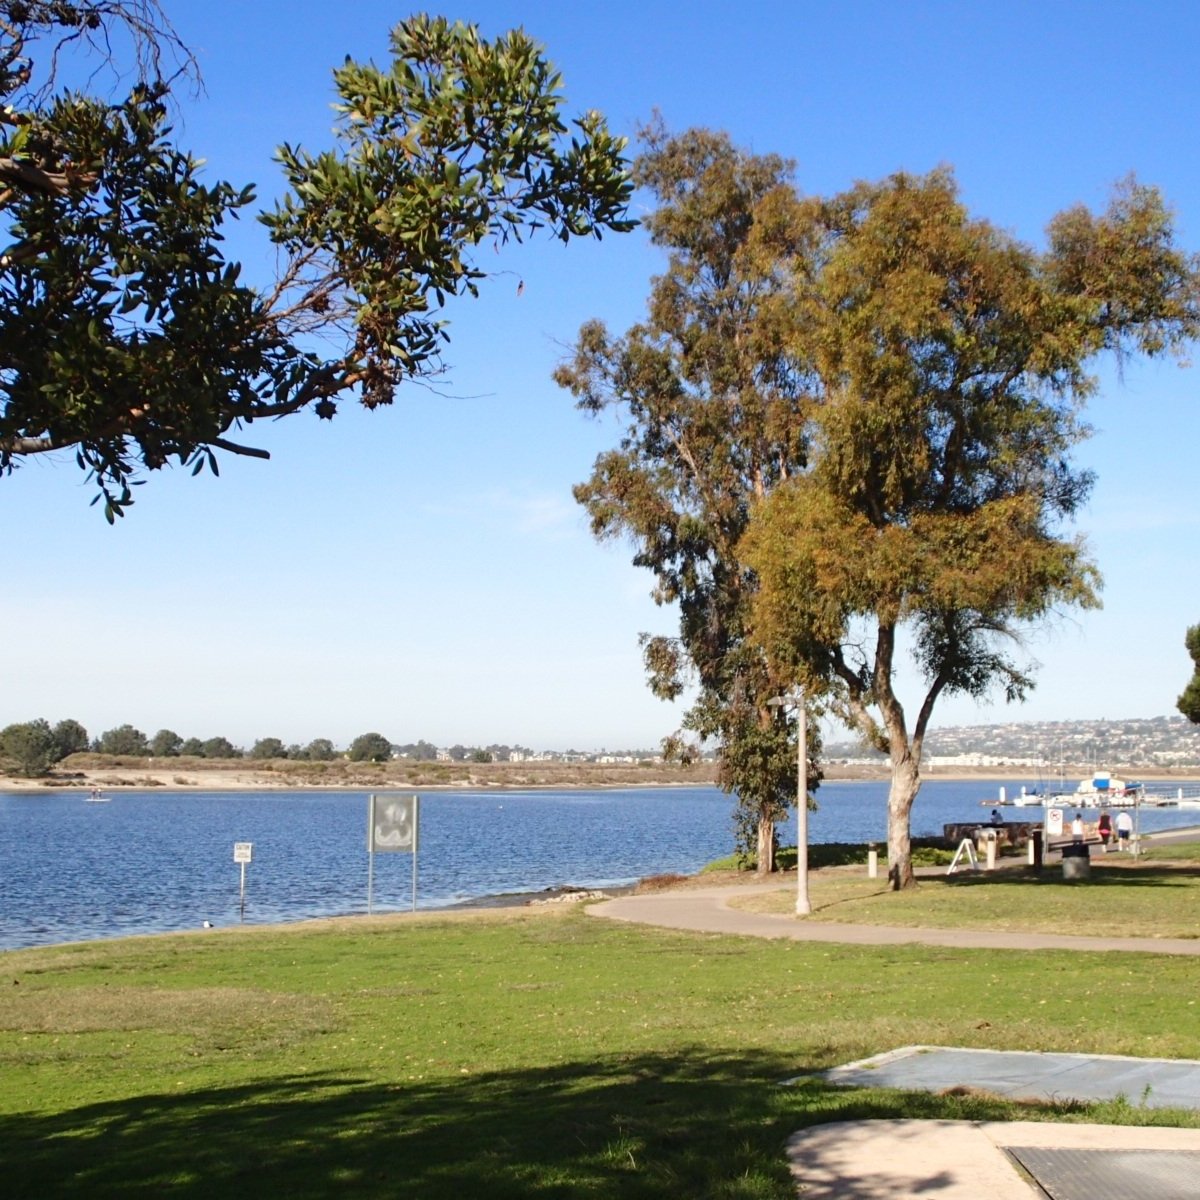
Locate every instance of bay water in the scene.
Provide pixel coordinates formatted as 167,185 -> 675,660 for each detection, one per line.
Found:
0,779 -> 1194,951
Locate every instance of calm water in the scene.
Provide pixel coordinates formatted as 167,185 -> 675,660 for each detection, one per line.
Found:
0,779 -> 1194,950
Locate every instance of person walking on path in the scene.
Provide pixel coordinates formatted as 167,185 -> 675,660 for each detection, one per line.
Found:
1116,809 -> 1133,850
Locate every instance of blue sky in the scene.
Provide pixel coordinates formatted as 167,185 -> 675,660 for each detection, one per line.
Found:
5,1 -> 1200,751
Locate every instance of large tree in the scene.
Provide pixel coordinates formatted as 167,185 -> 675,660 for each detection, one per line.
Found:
0,5 -> 634,517
741,169 -> 1199,888
555,125 -> 820,872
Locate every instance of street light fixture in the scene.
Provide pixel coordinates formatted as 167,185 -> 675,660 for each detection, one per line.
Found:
768,686 -> 811,916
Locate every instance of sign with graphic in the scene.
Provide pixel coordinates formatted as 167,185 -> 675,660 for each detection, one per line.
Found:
369,794 -> 418,853
1046,808 -> 1063,837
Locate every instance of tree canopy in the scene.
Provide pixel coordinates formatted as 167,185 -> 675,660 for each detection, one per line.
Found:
97,722 -> 148,755
0,4 -> 634,517
0,717 -> 57,775
556,125 -> 820,871
348,732 -> 392,762
1177,625 -> 1200,724
739,166 -> 1199,887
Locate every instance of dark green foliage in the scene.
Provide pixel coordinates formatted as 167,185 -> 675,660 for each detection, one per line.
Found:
1177,624 -> 1200,723
0,717 -> 57,774
249,737 -> 286,760
348,731 -> 392,762
96,722 -> 148,755
148,728 -> 182,757
0,8 -> 635,515
50,717 -> 88,758
302,737 -> 337,761
200,736 -> 241,759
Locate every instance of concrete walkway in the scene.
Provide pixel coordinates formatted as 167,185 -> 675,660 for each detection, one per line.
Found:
587,882 -> 1200,954
587,885 -> 1200,1197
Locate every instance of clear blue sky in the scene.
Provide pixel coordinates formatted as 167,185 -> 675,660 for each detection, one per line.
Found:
5,1 -> 1200,751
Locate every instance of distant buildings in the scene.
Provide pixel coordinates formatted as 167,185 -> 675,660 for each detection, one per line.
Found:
825,715 -> 1200,769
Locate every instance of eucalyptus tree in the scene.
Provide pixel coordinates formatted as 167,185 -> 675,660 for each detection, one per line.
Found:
0,5 -> 634,517
556,125 -> 819,872
742,170 -> 1199,888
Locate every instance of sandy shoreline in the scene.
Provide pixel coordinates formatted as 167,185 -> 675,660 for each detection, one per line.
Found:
3,761 -> 1197,794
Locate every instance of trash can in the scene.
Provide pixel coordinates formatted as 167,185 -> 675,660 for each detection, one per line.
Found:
1061,841 -> 1091,881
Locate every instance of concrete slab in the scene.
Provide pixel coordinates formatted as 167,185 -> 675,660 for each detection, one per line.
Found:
785,1120 -> 1200,1199
1006,1146 -> 1200,1200
819,1045 -> 1200,1109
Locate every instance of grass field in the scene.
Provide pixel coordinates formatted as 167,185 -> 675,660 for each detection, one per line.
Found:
734,854 -> 1200,937
2,868 -> 1199,1198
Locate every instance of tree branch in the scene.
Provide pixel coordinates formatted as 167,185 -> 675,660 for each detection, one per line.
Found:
210,437 -> 270,460
0,156 -> 95,196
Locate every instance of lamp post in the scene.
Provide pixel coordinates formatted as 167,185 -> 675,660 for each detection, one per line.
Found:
768,687 -> 811,916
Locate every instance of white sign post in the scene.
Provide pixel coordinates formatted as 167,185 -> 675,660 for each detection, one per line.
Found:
233,842 -> 253,921
367,795 -> 419,914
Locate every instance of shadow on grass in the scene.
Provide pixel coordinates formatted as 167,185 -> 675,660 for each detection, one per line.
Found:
0,1049 -> 1105,1200
943,862 -> 1200,888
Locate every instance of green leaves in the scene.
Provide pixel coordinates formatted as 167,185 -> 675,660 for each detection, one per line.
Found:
263,14 -> 634,410
0,10 -> 634,512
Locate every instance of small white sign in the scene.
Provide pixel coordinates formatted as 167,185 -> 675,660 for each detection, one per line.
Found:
233,842 -> 253,863
1046,809 -> 1063,837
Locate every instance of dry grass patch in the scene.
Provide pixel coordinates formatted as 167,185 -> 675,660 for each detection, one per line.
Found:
0,984 -> 336,1062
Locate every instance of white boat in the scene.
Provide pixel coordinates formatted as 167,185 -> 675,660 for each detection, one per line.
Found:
83,789 -> 110,803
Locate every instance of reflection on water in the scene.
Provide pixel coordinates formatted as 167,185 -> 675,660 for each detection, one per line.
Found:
0,780 -> 1192,950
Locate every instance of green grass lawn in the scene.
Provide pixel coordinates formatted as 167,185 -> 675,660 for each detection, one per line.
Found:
2,893 -> 1199,1198
735,850 -> 1200,938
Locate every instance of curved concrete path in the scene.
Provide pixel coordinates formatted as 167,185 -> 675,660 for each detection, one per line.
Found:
588,882 -> 1200,954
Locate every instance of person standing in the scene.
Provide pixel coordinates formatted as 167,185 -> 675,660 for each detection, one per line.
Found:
1071,812 -> 1085,842
1115,809 -> 1134,850
1097,812 -> 1113,849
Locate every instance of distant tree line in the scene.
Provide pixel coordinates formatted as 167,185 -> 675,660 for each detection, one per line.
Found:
0,719 -> 447,776
0,719 -> 603,777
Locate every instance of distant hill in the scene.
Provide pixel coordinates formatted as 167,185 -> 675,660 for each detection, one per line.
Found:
824,715 -> 1200,769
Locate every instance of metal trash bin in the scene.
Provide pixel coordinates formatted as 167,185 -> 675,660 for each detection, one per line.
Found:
1061,841 -> 1091,881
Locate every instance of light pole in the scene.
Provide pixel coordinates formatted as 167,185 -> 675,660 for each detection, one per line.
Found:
769,687 -> 811,916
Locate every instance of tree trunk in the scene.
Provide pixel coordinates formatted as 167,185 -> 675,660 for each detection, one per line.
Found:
886,754 -> 921,890
756,810 -> 776,874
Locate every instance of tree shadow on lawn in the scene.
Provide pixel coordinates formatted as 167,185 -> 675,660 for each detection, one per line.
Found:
945,862 -> 1200,889
0,1050 -> 1063,1199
